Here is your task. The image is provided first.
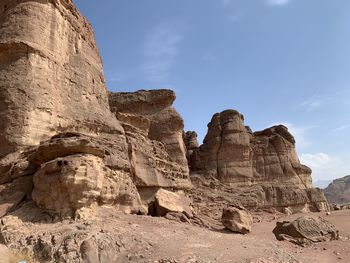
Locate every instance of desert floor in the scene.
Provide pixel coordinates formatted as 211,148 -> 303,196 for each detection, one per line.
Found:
1,209 -> 349,263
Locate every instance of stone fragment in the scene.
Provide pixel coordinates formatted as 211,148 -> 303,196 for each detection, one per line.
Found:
272,216 -> 339,246
154,189 -> 192,217
221,206 -> 253,234
80,239 -> 99,263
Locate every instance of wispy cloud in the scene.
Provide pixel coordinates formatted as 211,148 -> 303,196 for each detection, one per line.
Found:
300,153 -> 333,169
265,0 -> 291,7
331,124 -> 350,133
300,153 -> 349,181
142,22 -> 185,84
269,122 -> 312,149
295,95 -> 330,112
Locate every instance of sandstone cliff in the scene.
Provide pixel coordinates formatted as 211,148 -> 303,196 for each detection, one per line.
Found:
109,90 -> 191,202
188,110 -> 328,214
0,0 -> 191,219
324,175 -> 350,204
0,0 -> 122,158
0,0 -> 332,261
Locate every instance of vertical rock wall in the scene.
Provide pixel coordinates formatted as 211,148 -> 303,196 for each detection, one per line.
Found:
189,110 -> 328,212
0,0 -> 122,157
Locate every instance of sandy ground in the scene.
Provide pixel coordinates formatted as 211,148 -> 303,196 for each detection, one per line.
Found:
121,209 -> 350,263
251,210 -> 350,263
1,208 -> 349,263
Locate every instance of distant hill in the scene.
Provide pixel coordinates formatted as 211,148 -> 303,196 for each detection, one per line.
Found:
314,179 -> 332,189
323,175 -> 350,204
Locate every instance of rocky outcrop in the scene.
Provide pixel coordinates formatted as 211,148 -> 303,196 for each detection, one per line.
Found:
222,206 -> 253,234
324,175 -> 350,204
0,0 -> 193,219
109,90 -> 191,200
190,110 -> 329,213
0,0 -> 122,157
273,216 -> 339,246
109,90 -> 188,169
183,131 -> 199,164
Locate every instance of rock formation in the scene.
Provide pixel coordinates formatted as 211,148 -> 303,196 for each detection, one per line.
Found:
189,110 -> 329,214
0,0 -> 191,219
0,0 -> 122,158
108,90 -> 191,203
183,131 -> 199,165
324,175 -> 350,204
0,0 -> 333,261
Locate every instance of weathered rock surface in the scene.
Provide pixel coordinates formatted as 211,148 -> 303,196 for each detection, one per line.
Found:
273,216 -> 339,246
109,90 -> 192,201
109,90 -> 189,171
183,131 -> 199,164
0,177 -> 33,218
222,206 -> 253,234
0,0 -> 334,261
29,132 -> 143,216
0,0 -> 192,219
190,110 -> 329,214
324,175 -> 350,204
0,0 -> 123,157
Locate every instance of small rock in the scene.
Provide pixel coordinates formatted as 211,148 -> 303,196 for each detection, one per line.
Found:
221,205 -> 253,234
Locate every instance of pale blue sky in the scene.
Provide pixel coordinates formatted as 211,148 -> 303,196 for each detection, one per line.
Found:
74,0 -> 350,182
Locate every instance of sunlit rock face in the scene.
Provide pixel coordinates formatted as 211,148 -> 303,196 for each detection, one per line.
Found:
190,109 -> 329,212
0,0 -> 192,218
109,90 -> 192,198
0,0 -> 122,157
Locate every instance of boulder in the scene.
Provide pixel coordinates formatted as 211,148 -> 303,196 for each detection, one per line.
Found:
272,216 -> 339,246
154,189 -> 192,217
221,206 -> 253,234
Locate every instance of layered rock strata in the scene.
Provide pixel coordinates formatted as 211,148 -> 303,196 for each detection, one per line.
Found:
189,110 -> 328,213
0,1 -> 191,218
109,90 -> 191,202
0,0 -> 122,157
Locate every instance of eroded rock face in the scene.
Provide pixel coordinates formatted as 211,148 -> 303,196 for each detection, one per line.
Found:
109,90 -> 192,195
30,133 -> 143,216
109,90 -> 188,169
183,131 -> 199,165
0,0 -> 193,218
190,109 -> 329,213
0,0 -> 122,157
